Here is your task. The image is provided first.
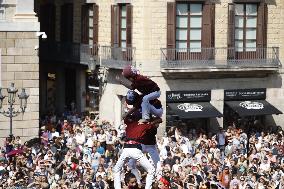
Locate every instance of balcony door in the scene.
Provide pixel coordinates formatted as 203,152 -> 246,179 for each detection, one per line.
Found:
111,4 -> 133,61
228,3 -> 267,60
81,4 -> 99,56
167,2 -> 215,62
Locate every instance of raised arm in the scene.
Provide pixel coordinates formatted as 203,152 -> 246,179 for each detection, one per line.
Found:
122,107 -> 137,119
150,117 -> 162,127
116,75 -> 134,90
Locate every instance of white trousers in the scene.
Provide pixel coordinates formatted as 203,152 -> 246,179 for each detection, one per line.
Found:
128,144 -> 161,184
113,147 -> 155,189
141,91 -> 162,120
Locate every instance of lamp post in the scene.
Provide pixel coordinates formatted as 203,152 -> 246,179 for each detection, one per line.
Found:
0,83 -> 29,139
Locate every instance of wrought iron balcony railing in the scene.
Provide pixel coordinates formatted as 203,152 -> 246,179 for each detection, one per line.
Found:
161,47 -> 281,70
40,41 -> 99,69
100,46 -> 136,69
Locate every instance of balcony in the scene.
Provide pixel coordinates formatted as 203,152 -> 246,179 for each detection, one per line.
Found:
100,46 -> 136,69
39,41 -> 99,69
161,47 -> 281,78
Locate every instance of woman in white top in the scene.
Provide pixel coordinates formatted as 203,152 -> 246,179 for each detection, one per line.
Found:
97,129 -> 107,150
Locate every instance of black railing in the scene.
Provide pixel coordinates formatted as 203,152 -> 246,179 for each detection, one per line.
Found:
100,46 -> 136,69
40,41 -> 99,68
161,47 -> 281,69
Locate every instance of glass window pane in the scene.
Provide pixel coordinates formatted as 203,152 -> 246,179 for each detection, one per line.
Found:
235,41 -> 243,52
247,17 -> 257,27
121,30 -> 126,40
176,16 -> 188,28
121,18 -> 126,28
176,4 -> 188,15
235,4 -> 244,15
121,5 -> 126,17
89,39 -> 93,45
190,41 -> 201,52
246,4 -> 257,16
190,29 -> 201,40
89,9 -> 93,17
190,17 -> 202,28
176,41 -> 187,49
246,29 -> 256,40
121,41 -> 126,48
190,4 -> 202,15
89,18 -> 93,26
235,16 -> 243,27
235,29 -> 243,40
89,29 -> 93,38
176,29 -> 187,40
246,40 -> 256,51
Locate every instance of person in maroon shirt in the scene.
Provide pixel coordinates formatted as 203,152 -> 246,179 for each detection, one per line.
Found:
113,109 -> 160,189
117,65 -> 162,123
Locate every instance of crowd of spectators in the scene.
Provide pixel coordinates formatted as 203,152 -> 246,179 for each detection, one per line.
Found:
0,111 -> 283,189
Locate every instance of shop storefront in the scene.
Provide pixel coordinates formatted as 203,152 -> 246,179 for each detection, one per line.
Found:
166,90 -> 222,133
223,89 -> 282,132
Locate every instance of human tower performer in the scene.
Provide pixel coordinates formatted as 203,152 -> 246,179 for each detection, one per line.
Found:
114,65 -> 163,189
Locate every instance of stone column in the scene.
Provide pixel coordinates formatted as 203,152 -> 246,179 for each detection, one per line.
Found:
76,69 -> 86,112
13,0 -> 37,22
56,67 -> 65,113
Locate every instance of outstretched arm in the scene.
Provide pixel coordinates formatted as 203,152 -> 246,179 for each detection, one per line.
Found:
121,107 -> 137,119
150,117 -> 162,127
116,75 -> 134,90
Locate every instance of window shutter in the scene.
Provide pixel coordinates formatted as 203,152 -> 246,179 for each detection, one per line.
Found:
126,4 -> 132,48
167,2 -> 176,49
202,3 -> 214,48
210,4 -> 215,47
227,4 -> 235,48
111,5 -> 119,47
257,2 -> 267,48
61,4 -> 73,42
40,4 -> 56,41
81,5 -> 89,44
93,4 -> 99,45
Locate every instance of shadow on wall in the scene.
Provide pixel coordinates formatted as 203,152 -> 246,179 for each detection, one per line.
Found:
266,0 -> 277,5
164,74 -> 282,91
210,118 -> 221,133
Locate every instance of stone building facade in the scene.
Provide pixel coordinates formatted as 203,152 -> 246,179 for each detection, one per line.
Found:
0,0 -> 40,143
36,0 -> 284,135
95,0 -> 284,135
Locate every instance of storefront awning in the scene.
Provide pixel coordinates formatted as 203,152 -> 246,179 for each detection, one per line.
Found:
225,100 -> 282,117
167,102 -> 223,119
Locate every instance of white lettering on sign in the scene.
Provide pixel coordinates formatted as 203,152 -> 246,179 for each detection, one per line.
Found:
239,101 -> 264,110
177,103 -> 203,112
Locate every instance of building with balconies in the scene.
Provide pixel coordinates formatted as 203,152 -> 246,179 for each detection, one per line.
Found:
37,0 -> 284,135
0,0 -> 40,143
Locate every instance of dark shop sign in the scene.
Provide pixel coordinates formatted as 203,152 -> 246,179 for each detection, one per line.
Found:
166,90 -> 211,102
224,88 -> 266,101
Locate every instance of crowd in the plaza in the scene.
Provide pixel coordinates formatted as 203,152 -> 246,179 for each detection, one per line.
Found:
0,111 -> 283,189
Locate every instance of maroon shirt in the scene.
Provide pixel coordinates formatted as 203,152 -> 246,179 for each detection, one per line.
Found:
124,116 -> 156,143
142,127 -> 157,145
131,75 -> 160,95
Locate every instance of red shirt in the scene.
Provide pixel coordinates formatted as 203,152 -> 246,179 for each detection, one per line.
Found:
124,117 -> 156,143
131,75 -> 160,95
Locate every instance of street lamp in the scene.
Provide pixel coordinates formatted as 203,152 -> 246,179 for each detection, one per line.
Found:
0,83 -> 29,139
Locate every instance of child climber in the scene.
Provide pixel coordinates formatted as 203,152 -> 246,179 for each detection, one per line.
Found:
123,90 -> 163,121
117,65 -> 161,123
